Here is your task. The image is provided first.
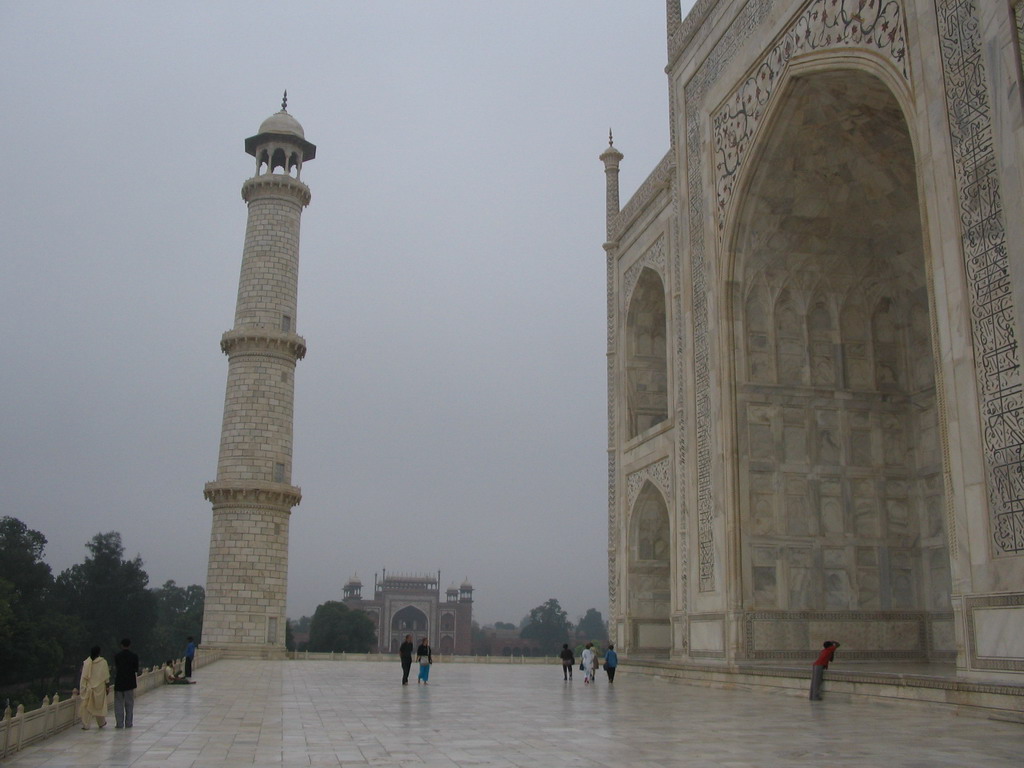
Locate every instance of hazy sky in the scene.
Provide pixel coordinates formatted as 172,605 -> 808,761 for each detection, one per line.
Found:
1,2 -> 689,626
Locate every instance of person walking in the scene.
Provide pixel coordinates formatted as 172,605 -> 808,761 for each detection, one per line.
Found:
416,637 -> 433,685
79,646 -> 110,730
559,643 -> 575,681
113,638 -> 140,728
809,640 -> 840,700
399,634 -> 414,685
581,643 -> 596,684
604,643 -> 618,684
184,636 -> 196,678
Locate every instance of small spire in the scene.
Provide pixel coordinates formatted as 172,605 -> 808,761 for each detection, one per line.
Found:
608,128 -> 614,147
281,90 -> 288,112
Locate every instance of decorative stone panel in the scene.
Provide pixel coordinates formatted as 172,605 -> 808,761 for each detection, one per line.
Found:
744,610 -> 930,659
965,593 -> 1024,672
623,236 -> 667,309
935,0 -> 1024,555
627,458 -> 673,510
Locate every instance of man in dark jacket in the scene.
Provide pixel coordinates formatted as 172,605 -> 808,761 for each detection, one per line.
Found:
399,634 -> 414,685
113,638 -> 140,728
559,643 -> 575,681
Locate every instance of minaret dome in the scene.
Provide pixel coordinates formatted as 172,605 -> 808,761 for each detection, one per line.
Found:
245,93 -> 316,178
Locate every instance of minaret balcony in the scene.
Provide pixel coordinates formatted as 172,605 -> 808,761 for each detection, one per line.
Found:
242,173 -> 311,206
204,480 -> 302,510
220,328 -> 307,361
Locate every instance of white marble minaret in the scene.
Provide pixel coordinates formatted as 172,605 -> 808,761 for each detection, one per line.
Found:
202,95 -> 315,657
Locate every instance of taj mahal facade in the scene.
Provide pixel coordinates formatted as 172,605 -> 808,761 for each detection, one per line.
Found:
605,0 -> 1024,681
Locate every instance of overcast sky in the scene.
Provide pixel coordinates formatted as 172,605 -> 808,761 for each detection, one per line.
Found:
0,2 -> 689,626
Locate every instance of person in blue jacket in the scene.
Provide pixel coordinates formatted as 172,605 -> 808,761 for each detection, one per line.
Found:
604,644 -> 618,684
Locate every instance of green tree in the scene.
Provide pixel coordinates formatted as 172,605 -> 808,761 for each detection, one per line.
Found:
519,598 -> 573,655
54,531 -> 159,666
0,517 -> 65,688
150,580 -> 204,666
575,608 -> 609,644
307,601 -> 376,652
494,621 -> 516,631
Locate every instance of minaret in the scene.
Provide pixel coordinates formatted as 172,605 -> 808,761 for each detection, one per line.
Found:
601,131 -> 623,624
202,94 -> 316,658
600,130 -> 623,241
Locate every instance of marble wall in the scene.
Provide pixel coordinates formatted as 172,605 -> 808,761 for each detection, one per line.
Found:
608,0 -> 1024,676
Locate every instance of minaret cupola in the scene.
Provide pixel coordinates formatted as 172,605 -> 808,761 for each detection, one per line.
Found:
245,91 -> 317,179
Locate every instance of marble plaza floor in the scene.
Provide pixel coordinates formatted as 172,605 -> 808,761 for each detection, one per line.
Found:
4,659 -> 1020,768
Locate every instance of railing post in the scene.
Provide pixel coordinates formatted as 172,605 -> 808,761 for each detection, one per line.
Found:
14,704 -> 25,753
2,705 -> 12,759
41,696 -> 51,739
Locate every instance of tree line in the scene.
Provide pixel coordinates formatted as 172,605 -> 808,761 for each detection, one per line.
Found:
0,516 -> 203,709
288,597 -> 607,656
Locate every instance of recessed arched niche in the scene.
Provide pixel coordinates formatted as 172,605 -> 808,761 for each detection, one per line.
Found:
625,268 -> 668,440
730,69 -> 950,626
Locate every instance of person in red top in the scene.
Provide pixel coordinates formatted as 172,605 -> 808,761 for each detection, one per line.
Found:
809,641 -> 840,700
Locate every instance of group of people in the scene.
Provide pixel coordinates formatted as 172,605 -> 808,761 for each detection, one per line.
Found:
398,634 -> 433,684
560,642 -> 617,684
77,636 -> 198,730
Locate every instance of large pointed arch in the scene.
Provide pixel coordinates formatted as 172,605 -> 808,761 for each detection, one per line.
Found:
626,481 -> 671,653
625,268 -> 669,440
725,65 -> 951,660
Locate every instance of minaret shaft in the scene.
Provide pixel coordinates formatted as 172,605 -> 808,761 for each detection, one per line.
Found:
202,107 -> 314,658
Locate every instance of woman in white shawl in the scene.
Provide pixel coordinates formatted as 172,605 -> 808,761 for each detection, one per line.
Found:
79,646 -> 110,729
581,643 -> 596,684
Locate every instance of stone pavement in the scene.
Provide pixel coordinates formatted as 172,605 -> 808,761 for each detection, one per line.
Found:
4,659 -> 1019,767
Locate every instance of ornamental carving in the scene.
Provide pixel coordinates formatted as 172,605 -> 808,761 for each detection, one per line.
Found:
623,235 -> 667,308
936,0 -> 1024,554
627,458 -> 673,510
609,152 -> 674,243
713,0 -> 908,235
685,0 -> 780,594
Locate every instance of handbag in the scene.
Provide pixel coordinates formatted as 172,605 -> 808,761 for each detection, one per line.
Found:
579,662 -> 585,671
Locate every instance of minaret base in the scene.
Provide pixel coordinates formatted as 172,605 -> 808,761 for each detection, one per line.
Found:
200,642 -> 288,660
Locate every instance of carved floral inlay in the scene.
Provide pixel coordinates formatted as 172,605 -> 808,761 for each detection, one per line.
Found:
713,0 -> 908,235
627,458 -> 673,510
623,236 -> 667,309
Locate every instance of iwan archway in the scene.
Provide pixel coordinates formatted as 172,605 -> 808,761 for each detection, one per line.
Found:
727,66 -> 952,661
389,605 -> 428,652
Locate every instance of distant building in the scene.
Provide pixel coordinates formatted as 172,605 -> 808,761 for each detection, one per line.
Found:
342,571 -> 473,655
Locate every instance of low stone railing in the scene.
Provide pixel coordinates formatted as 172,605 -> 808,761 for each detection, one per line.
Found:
0,650 -> 223,759
288,651 -> 558,664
